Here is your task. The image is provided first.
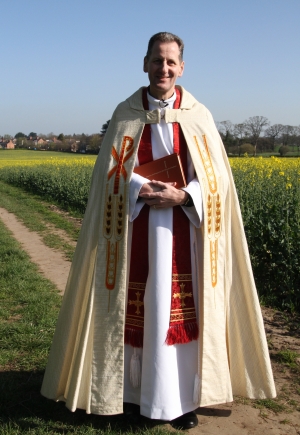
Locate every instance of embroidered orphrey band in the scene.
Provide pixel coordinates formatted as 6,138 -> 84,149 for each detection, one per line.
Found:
194,135 -> 221,288
104,135 -> 135,297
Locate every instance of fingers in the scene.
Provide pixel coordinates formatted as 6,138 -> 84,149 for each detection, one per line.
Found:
139,182 -> 176,199
150,180 -> 177,188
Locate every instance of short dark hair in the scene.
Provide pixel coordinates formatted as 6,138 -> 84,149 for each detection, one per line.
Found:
146,32 -> 184,61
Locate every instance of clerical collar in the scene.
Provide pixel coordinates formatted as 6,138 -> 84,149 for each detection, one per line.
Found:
147,91 -> 176,108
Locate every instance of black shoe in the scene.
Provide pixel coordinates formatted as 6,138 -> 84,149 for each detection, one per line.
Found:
171,411 -> 198,430
123,402 -> 141,425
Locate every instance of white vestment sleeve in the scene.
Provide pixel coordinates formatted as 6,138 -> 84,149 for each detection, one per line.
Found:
129,172 -> 150,222
181,178 -> 203,228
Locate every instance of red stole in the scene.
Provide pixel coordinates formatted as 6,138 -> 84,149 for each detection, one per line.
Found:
124,88 -> 198,348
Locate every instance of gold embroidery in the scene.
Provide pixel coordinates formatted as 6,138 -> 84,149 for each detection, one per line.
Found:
171,307 -> 197,311
194,135 -> 217,194
105,241 -> 118,290
170,312 -> 197,322
129,291 -> 144,315
210,240 -> 218,288
103,185 -> 113,239
195,135 -> 222,287
115,192 -> 126,241
128,282 -> 147,290
173,283 -> 192,308
207,194 -> 212,237
215,193 -> 221,237
125,317 -> 144,328
172,273 -> 192,281
104,136 -> 135,295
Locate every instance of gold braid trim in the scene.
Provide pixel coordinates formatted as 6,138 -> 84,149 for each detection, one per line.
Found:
128,282 -> 147,290
125,317 -> 144,328
170,311 -> 197,322
172,273 -> 192,281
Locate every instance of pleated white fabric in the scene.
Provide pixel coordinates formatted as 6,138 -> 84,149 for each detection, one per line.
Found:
123,93 -> 204,420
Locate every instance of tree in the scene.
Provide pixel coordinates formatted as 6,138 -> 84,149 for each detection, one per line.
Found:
100,120 -> 111,137
295,126 -> 300,156
218,120 -> 236,152
244,116 -> 269,156
233,123 -> 247,156
280,125 -> 297,147
256,137 -> 273,154
219,120 -> 234,135
28,132 -> 37,139
15,132 -> 26,139
264,124 -> 284,151
16,137 -> 28,148
88,134 -> 102,154
57,133 -> 65,142
240,143 -> 254,155
279,145 -> 290,156
77,133 -> 87,153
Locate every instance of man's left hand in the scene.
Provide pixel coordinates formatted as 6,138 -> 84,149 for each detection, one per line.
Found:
139,180 -> 188,209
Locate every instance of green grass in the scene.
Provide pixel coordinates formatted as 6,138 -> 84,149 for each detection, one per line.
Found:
275,349 -> 300,369
0,221 -> 61,371
0,219 -> 181,434
253,399 -> 286,413
0,180 -> 80,260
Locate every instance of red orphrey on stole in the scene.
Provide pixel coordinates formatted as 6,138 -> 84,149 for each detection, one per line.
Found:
124,88 -> 198,348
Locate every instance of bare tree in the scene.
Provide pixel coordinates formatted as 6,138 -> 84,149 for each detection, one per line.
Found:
233,123 -> 247,156
220,120 -> 234,135
264,124 -> 284,151
215,121 -> 223,134
218,120 -> 236,152
244,116 -> 269,156
281,125 -> 295,146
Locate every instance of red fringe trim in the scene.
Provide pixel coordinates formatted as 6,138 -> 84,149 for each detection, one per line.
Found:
165,322 -> 199,346
124,328 -> 144,348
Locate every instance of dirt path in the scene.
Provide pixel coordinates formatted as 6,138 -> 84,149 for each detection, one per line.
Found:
0,207 -> 71,294
0,206 -> 299,435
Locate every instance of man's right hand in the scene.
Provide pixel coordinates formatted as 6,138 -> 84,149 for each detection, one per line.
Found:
139,182 -> 163,196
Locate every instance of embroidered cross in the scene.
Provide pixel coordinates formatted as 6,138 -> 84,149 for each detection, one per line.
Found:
108,136 -> 134,194
173,283 -> 192,308
129,291 -> 144,315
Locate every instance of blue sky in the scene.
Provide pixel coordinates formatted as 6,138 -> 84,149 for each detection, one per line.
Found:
1,0 -> 299,136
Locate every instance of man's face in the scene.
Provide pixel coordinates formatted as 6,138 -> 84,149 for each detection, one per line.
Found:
143,41 -> 184,100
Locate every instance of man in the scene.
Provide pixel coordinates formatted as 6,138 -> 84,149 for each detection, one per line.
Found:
41,32 -> 276,430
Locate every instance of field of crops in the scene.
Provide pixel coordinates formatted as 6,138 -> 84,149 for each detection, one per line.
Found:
0,150 -> 299,311
230,156 -> 300,311
0,151 -> 96,212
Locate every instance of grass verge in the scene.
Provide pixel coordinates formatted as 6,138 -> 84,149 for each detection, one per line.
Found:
0,181 -> 81,260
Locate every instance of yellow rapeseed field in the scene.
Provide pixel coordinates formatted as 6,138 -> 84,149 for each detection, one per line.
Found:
230,155 -> 300,190
0,150 -> 96,168
0,150 -> 299,310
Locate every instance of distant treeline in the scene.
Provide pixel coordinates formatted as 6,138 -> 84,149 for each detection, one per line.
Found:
0,121 -> 111,154
2,117 -> 300,156
216,116 -> 300,156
